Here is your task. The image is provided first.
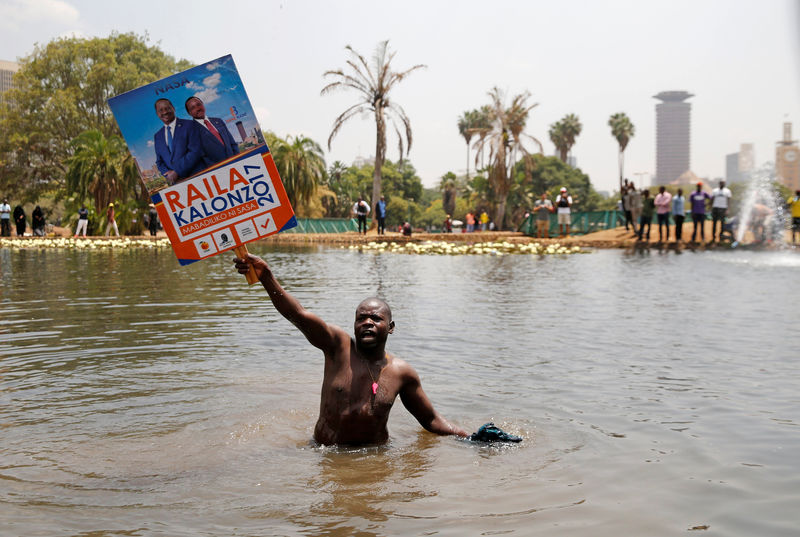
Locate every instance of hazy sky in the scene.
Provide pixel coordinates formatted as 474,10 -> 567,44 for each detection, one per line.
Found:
1,0 -> 799,193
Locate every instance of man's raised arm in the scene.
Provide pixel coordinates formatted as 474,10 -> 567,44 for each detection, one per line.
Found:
233,254 -> 341,351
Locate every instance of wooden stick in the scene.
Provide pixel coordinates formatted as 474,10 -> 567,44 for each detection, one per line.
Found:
234,244 -> 259,285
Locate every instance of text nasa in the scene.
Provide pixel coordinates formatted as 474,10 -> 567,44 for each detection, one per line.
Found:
164,163 -> 275,231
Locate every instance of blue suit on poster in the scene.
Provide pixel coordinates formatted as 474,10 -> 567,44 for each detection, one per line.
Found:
154,119 -> 206,181
196,117 -> 239,166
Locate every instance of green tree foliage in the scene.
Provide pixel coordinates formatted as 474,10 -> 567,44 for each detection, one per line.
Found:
65,130 -> 140,214
492,155 -> 607,226
322,41 -> 425,213
439,171 -> 457,216
269,134 -> 326,212
0,32 -> 192,200
549,113 -> 582,162
609,112 -> 635,195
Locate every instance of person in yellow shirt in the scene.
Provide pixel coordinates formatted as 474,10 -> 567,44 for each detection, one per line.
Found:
789,190 -> 800,244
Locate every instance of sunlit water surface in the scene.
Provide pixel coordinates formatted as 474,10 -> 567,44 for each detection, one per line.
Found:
1,245 -> 798,536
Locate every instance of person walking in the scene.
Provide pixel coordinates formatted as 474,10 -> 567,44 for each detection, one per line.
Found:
105,203 -> 120,237
74,205 -> 89,237
710,180 -> 732,242
653,186 -> 672,242
0,198 -> 10,236
638,189 -> 654,241
671,188 -> 686,242
689,182 -> 711,243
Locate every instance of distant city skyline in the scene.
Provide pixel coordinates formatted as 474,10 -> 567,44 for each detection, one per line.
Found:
0,0 -> 798,194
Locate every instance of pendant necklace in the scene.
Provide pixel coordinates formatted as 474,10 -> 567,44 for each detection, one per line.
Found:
364,359 -> 382,395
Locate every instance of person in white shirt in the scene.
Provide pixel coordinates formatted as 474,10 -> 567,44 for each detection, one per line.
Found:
352,197 -> 370,234
555,187 -> 573,237
711,180 -> 732,242
0,198 -> 10,237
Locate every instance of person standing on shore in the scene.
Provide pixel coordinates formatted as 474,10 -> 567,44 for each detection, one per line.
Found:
533,192 -> 553,238
375,196 -> 387,235
105,203 -> 120,237
621,180 -> 633,231
638,189 -> 654,241
555,187 -> 573,238
710,180 -> 732,242
689,182 -> 711,243
671,188 -> 686,242
231,254 -> 469,445
479,210 -> 489,231
0,198 -> 10,236
31,206 -> 45,236
465,212 -> 475,233
13,205 -> 26,236
654,186 -> 672,242
628,183 -> 642,237
789,190 -> 800,244
353,197 -> 370,235
148,204 -> 159,237
74,205 -> 89,237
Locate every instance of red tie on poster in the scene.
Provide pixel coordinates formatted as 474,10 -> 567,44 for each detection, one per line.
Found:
204,119 -> 224,146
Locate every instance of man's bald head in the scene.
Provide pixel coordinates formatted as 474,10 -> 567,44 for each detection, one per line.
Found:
356,297 -> 392,321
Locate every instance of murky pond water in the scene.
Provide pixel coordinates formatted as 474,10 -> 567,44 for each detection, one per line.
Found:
1,244 -> 798,536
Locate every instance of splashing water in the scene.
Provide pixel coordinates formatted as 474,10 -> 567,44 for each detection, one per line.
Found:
734,166 -> 789,246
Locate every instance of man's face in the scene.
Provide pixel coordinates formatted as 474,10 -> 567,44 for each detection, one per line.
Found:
186,98 -> 206,120
354,299 -> 394,349
540,193 -> 547,200
156,100 -> 175,125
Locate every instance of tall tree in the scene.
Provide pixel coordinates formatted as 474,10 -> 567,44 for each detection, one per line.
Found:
439,171 -> 457,216
457,110 -> 479,180
0,32 -> 192,200
321,41 -> 425,214
608,112 -> 635,195
270,135 -> 327,211
65,130 -> 139,214
549,121 -> 569,162
472,87 -> 543,229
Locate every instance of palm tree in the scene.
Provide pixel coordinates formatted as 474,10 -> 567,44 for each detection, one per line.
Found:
549,121 -> 569,162
608,112 -> 635,195
560,113 -> 582,162
439,171 -> 457,216
322,41 -> 425,213
472,87 -> 543,229
65,130 -> 138,214
458,110 -> 479,180
271,135 -> 326,211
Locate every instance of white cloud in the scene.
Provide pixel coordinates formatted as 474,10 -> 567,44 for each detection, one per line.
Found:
202,73 -> 221,88
0,0 -> 79,28
194,87 -> 220,104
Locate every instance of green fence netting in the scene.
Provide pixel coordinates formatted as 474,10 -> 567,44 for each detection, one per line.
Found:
282,217 -> 359,233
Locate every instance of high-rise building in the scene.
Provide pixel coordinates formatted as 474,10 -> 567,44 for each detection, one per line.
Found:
725,143 -> 754,184
654,90 -> 693,184
776,122 -> 799,191
0,60 -> 20,105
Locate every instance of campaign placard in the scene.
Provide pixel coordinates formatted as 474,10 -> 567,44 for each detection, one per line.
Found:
108,54 -> 295,264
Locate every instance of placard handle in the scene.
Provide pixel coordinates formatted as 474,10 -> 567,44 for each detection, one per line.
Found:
234,245 -> 259,285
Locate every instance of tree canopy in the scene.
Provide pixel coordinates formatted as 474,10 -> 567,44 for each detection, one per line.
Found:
0,32 -> 192,201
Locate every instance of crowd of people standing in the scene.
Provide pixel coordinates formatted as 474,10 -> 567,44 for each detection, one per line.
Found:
621,180 -> 733,243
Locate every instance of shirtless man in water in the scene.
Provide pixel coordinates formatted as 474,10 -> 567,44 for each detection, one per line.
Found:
233,253 -> 469,445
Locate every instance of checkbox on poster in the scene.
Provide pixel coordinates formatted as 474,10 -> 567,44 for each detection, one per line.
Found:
254,212 -> 277,236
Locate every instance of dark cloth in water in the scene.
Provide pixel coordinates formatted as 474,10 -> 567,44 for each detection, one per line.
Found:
469,422 -> 522,443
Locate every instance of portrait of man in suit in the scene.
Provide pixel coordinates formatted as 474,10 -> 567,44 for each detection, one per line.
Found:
185,96 -> 240,168
153,98 -> 207,185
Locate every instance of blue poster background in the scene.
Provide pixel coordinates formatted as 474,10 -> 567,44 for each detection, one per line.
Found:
108,54 -> 264,192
